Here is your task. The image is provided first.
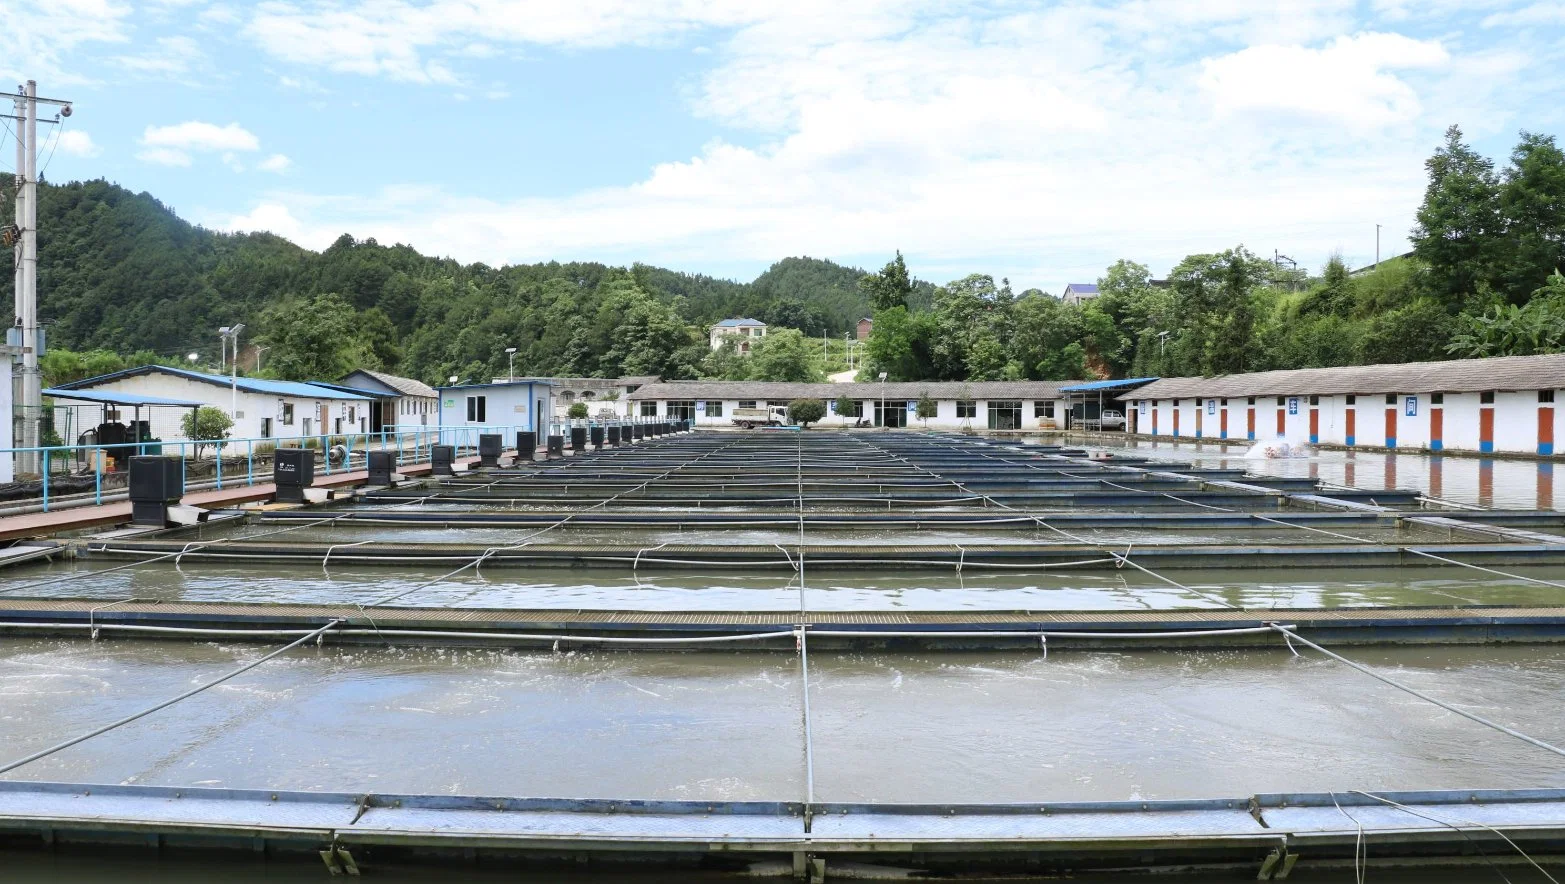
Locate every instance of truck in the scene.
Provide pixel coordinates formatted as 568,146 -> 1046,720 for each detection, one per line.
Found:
732,405 -> 790,429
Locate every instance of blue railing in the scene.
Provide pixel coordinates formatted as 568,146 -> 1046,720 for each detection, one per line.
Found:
4,425 -> 535,514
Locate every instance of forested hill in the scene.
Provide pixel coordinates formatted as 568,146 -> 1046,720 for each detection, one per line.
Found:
0,178 -> 899,384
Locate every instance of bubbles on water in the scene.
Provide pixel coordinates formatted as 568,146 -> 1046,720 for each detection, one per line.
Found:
1244,438 -> 1314,459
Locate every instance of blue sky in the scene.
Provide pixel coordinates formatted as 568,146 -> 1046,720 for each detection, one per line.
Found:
9,0 -> 1565,292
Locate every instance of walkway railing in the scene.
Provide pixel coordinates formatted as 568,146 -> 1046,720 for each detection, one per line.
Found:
3,425 -> 536,513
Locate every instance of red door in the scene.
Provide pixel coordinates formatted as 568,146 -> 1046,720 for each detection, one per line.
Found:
1247,408 -> 1256,439
1384,406 -> 1397,448
1152,408 -> 1158,435
1195,404 -> 1203,438
1276,408 -> 1285,436
1479,408 -> 1495,453
1309,408 -> 1319,443
1219,408 -> 1228,439
1173,409 -> 1180,436
1431,408 -> 1444,451
1345,409 -> 1356,446
1540,407 -> 1555,456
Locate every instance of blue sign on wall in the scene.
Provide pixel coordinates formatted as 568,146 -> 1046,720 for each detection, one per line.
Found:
1206,400 -> 1216,415
1405,396 -> 1418,417
1287,397 -> 1299,415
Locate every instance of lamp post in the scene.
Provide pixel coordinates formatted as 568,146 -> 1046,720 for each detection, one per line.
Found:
878,371 -> 887,429
219,324 -> 245,419
255,346 -> 269,372
505,347 -> 517,381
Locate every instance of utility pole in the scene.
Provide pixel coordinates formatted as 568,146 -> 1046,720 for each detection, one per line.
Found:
6,81 -> 73,476
1375,223 -> 1381,267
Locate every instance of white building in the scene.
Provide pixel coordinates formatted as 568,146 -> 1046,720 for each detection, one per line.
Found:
709,318 -> 768,352
1061,283 -> 1100,306
546,376 -> 659,419
1123,354 -> 1565,457
325,369 -> 440,432
436,378 -> 557,440
51,365 -> 372,443
627,380 -> 1071,429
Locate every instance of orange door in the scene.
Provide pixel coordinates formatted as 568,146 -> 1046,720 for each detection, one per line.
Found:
1152,408 -> 1158,434
1309,408 -> 1319,443
1173,409 -> 1180,436
1276,408 -> 1285,436
1540,407 -> 1555,456
1247,408 -> 1256,439
1345,409 -> 1356,445
1384,406 -> 1397,448
1219,408 -> 1227,439
1194,405 -> 1203,438
1431,408 -> 1444,451
1479,408 -> 1495,454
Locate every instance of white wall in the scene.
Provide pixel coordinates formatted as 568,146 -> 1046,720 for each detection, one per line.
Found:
665,397 -> 1068,429
438,382 -> 554,439
57,373 -> 369,444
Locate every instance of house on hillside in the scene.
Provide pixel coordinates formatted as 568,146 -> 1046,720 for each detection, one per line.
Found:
1062,283 -> 1099,305
856,317 -> 873,340
709,318 -> 768,352
315,369 -> 439,433
52,365 -> 372,442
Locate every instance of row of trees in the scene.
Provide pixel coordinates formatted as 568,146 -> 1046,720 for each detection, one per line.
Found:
860,126 -> 1565,381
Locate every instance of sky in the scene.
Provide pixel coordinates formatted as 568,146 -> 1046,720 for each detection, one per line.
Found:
6,0 -> 1564,293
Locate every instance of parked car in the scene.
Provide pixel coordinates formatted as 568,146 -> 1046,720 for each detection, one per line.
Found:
1098,409 -> 1126,429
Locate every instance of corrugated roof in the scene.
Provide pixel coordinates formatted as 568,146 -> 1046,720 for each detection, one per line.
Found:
57,366 -> 371,400
346,368 -> 438,398
1118,354 -> 1565,401
1063,283 -> 1099,294
437,379 -> 559,391
43,388 -> 203,407
628,380 -> 1073,401
712,318 -> 766,328
545,375 -> 662,387
1060,377 -> 1160,392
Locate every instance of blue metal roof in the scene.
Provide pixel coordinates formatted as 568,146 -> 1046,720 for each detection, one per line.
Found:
43,388 -> 203,407
1064,283 -> 1099,294
57,365 -> 371,400
713,318 -> 765,327
1059,377 -> 1160,392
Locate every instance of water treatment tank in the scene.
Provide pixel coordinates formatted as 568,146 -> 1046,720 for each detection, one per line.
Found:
366,450 -> 395,486
274,448 -> 314,503
516,431 -> 537,463
129,456 -> 183,525
478,433 -> 502,467
431,444 -> 455,476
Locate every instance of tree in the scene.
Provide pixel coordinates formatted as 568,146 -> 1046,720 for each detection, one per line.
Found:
179,406 -> 233,457
1167,246 -> 1268,375
864,306 -> 938,380
859,251 -> 914,312
788,398 -> 826,429
261,292 -> 366,381
1411,125 -> 1502,308
915,393 -> 937,427
746,328 -> 823,382
834,394 -> 859,423
1497,132 -> 1565,302
567,402 -> 589,419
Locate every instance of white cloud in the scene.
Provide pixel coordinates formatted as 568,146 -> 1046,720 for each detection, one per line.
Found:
1482,2 -> 1565,27
0,0 -> 132,85
259,153 -> 292,173
56,130 -> 101,158
113,34 -> 205,76
136,147 -> 193,166
212,2 -> 1543,287
1200,33 -> 1449,127
142,121 -> 261,152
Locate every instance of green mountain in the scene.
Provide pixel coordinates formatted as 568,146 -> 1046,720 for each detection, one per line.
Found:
1,178 -> 891,385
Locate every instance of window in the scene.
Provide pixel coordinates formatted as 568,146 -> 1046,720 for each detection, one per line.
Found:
348,406 -> 356,422
1542,390 -> 1556,403
282,403 -> 295,425
561,391 -> 574,402
1346,395 -> 1356,405
1247,397 -> 1255,405
261,417 -> 272,437
1481,391 -> 1495,404
1386,394 -> 1397,405
105,409 -> 121,421
1173,399 -> 1181,406
1432,393 -> 1444,405
1276,397 -> 1285,406
768,400 -> 790,409
957,400 -> 977,418
1034,401 -> 1050,418
466,395 -> 487,422
641,401 -> 658,417
582,391 -> 595,399
987,400 -> 1022,430
1220,398 -> 1228,406
738,400 -> 756,409
706,400 -> 723,417
668,400 -> 697,421
1309,395 -> 1319,405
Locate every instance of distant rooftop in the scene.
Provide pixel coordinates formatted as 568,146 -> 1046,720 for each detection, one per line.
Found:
712,318 -> 766,328
57,365 -> 371,401
1063,283 -> 1099,295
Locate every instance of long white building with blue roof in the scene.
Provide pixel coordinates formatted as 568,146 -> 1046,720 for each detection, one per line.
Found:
52,365 -> 373,444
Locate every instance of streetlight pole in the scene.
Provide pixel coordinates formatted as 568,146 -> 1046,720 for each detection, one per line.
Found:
878,371 -> 887,429
219,324 -> 244,419
505,347 -> 517,381
1375,223 -> 1381,267
255,346 -> 269,372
